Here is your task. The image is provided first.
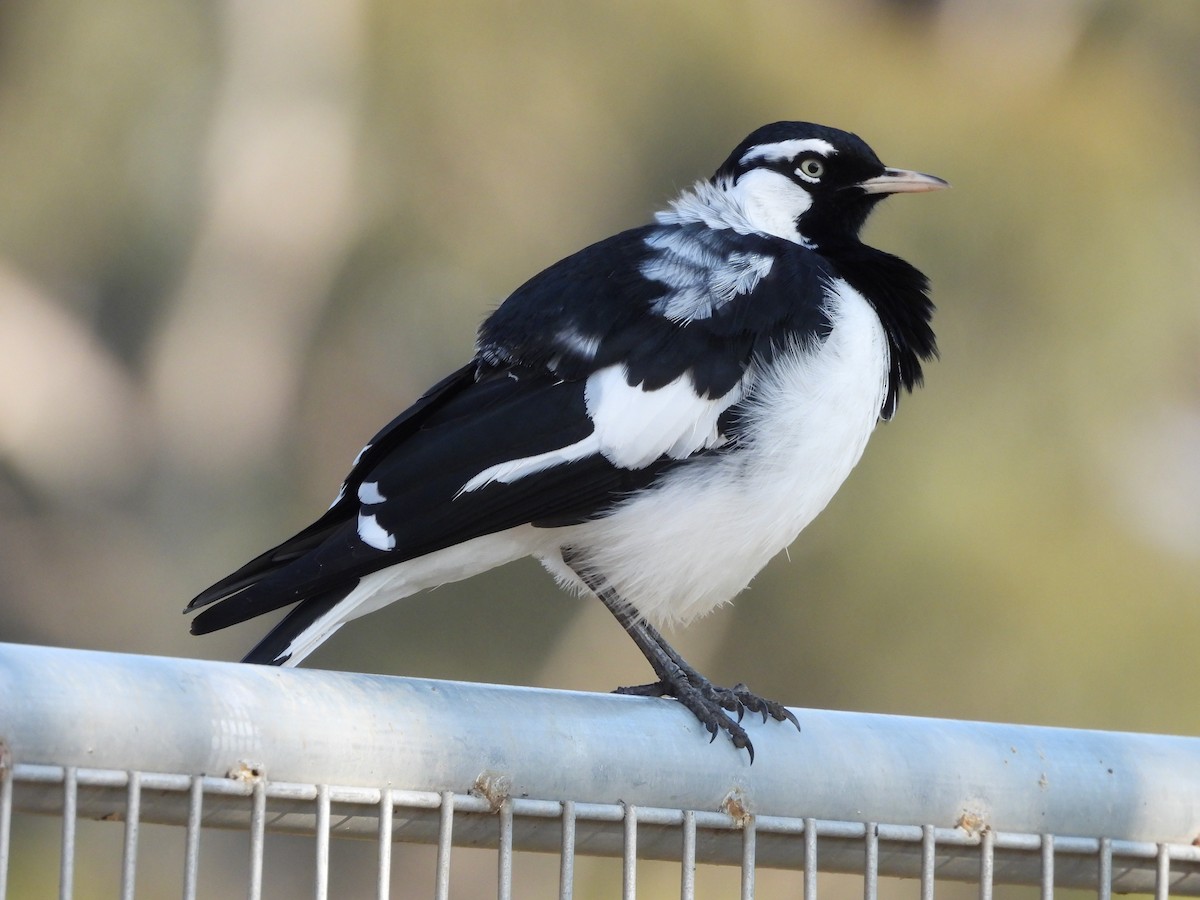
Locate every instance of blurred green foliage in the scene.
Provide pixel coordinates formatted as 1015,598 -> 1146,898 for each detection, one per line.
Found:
1,0 -> 1198,895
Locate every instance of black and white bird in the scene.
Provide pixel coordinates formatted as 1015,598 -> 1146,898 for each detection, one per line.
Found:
188,121 -> 947,759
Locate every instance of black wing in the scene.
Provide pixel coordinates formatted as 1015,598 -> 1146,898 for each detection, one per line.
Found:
188,223 -> 836,635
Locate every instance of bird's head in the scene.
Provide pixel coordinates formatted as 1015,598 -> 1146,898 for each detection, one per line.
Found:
712,122 -> 948,249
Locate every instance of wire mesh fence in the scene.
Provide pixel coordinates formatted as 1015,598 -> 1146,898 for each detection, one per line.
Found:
2,641 -> 1198,898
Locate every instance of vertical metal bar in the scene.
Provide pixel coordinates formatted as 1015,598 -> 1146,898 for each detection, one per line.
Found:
314,785 -> 330,900
0,743 -> 13,900
740,815 -> 756,900
434,791 -> 453,900
863,823 -> 878,900
920,824 -> 935,900
121,771 -> 142,900
680,810 -> 696,900
60,766 -> 77,900
183,776 -> 203,900
248,780 -> 266,900
558,800 -> 576,900
497,799 -> 514,900
1097,838 -> 1112,900
1040,834 -> 1053,900
979,829 -> 994,900
623,803 -> 637,900
1154,843 -> 1170,900
803,818 -> 817,900
376,788 -> 393,900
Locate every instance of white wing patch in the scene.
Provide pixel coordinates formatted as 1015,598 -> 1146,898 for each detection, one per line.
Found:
554,327 -> 602,360
641,229 -> 775,323
358,481 -> 386,504
357,512 -> 396,551
583,365 -> 740,469
458,433 -> 600,494
459,364 -> 746,494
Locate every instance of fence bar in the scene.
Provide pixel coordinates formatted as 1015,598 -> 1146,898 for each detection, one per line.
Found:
804,818 -> 818,900
741,815 -> 756,900
3,643 -> 1200,897
183,776 -> 203,900
248,780 -> 265,900
1156,844 -> 1170,900
0,743 -> 11,900
3,643 -> 1198,849
559,800 -> 575,900
623,803 -> 637,900
681,810 -> 697,900
59,766 -> 76,900
498,799 -> 513,900
434,791 -> 453,900
980,829 -> 994,900
120,771 -> 141,900
376,788 -> 392,900
1041,834 -> 1053,900
314,784 -> 330,900
864,823 -> 878,900
1098,838 -> 1112,900
920,824 -> 935,900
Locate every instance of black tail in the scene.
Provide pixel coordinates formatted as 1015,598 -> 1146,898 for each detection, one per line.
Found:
238,588 -> 352,665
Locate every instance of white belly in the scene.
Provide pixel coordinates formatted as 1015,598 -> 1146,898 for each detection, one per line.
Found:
553,279 -> 890,628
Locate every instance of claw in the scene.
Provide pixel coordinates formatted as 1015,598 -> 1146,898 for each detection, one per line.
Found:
613,669 -> 797,761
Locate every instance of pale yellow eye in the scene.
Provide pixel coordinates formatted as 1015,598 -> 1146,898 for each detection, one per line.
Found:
797,158 -> 824,180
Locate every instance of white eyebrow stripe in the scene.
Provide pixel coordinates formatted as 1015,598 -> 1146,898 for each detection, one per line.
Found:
740,137 -> 837,165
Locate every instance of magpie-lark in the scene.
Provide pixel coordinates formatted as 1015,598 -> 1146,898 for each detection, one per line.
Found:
188,121 -> 947,759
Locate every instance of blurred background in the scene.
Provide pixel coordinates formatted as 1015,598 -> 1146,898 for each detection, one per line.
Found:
2,0 -> 1198,895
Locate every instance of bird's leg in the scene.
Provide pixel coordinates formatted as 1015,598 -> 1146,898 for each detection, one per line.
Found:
616,616 -> 800,731
561,551 -> 799,761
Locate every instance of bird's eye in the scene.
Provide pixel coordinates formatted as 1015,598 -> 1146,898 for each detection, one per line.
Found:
796,158 -> 825,181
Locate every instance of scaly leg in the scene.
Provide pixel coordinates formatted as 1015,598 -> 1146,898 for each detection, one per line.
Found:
562,550 -> 800,762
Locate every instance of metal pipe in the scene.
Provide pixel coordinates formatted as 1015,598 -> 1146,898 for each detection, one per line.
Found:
2,642 -> 1197,846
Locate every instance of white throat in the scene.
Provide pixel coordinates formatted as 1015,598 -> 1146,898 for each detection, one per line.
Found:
656,174 -> 815,248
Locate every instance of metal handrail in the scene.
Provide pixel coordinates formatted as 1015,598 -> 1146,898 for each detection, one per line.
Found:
2,641 -> 1198,895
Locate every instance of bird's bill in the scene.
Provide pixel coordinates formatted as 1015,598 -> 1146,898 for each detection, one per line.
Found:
857,168 -> 949,195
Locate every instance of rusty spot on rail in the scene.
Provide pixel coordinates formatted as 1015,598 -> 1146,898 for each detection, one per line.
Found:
226,760 -> 265,783
722,788 -> 752,826
472,771 -> 513,812
956,809 -> 986,837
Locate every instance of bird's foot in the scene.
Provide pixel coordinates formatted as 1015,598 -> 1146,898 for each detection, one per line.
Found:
615,676 -> 800,762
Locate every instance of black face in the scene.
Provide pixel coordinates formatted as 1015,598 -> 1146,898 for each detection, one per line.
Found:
714,121 -> 893,247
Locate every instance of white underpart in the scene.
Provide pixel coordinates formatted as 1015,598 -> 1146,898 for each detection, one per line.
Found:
657,174 -> 816,247
641,228 -> 775,323
275,525 -> 556,665
459,364 -> 741,493
552,277 -> 889,629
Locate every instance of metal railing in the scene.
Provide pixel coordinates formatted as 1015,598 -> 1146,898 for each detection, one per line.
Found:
2,641 -> 1198,898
